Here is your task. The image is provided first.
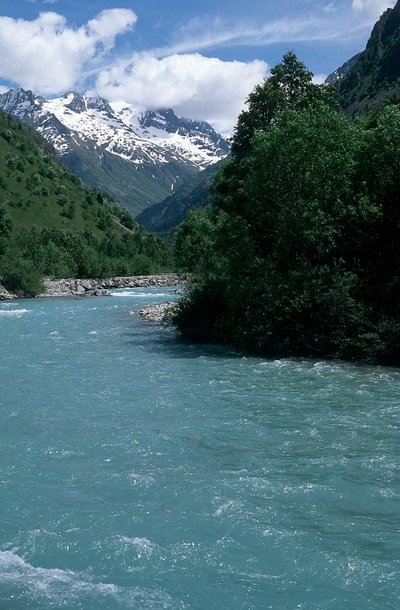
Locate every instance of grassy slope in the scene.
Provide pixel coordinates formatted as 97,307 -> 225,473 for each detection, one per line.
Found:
61,142 -> 191,218
1,111 -> 107,235
0,108 -> 172,286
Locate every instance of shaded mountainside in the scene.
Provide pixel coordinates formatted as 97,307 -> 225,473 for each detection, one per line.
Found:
336,0 -> 400,116
136,162 -> 225,235
325,53 -> 361,84
0,109 -> 171,294
0,90 -> 229,217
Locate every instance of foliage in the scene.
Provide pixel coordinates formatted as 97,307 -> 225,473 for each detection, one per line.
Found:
174,53 -> 400,363
231,51 -> 338,160
174,210 -> 219,274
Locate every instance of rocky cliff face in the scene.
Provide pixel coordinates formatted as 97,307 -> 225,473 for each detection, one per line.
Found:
333,1 -> 400,116
0,89 -> 229,216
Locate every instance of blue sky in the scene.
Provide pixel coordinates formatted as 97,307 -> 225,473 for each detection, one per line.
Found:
0,0 -> 395,132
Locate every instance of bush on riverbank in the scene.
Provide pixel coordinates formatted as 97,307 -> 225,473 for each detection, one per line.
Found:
173,53 -> 400,363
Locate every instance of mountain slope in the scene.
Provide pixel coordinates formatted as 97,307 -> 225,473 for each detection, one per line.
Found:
0,90 -> 229,216
325,53 -> 361,84
335,0 -> 400,115
0,108 -> 171,293
136,161 -> 225,235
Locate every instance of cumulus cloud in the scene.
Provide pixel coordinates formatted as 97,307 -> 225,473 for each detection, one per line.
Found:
1,2 -> 395,134
0,9 -> 137,94
95,53 -> 268,135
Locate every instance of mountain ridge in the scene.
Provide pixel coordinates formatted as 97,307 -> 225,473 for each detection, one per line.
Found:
0,89 -> 229,216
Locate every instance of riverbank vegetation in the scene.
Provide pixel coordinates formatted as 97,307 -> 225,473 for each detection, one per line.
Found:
174,53 -> 400,363
0,109 -> 172,295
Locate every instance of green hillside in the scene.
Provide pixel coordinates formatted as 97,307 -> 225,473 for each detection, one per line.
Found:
61,140 -> 196,217
0,109 -> 171,295
136,162 -> 224,236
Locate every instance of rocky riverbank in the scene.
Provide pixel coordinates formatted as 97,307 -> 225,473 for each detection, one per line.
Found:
0,284 -> 15,300
37,274 -> 183,298
137,302 -> 178,322
1,275 -> 185,324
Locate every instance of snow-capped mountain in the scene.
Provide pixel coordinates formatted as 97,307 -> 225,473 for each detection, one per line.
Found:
0,89 -> 229,216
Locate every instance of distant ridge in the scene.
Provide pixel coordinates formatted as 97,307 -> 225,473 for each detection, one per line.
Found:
136,162 -> 223,235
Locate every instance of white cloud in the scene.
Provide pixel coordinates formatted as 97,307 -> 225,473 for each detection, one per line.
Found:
312,73 -> 328,84
352,0 -> 395,19
162,15 -> 335,56
0,85 -> 10,94
0,9 -> 137,94
94,52 -> 267,135
323,3 -> 337,13
1,2 -> 396,135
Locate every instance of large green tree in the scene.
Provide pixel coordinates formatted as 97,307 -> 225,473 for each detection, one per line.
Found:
174,53 -> 400,362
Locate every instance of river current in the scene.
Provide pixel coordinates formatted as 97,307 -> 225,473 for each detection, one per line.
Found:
0,287 -> 398,609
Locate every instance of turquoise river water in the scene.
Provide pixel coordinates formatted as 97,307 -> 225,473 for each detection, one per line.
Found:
0,287 -> 398,609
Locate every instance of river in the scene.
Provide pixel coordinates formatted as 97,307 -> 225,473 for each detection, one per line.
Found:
0,287 -> 398,609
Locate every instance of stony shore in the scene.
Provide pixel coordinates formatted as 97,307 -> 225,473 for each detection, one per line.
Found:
0,274 -> 183,300
0,284 -> 15,300
137,301 -> 178,322
0,274 -> 184,322
34,274 -> 183,298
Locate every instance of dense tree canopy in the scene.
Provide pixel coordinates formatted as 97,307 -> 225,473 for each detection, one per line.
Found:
231,51 -> 338,160
174,53 -> 400,363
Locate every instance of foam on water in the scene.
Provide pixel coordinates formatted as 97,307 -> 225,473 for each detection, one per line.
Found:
213,499 -> 244,517
0,551 -> 175,609
118,536 -> 153,546
128,471 -> 156,487
0,308 -> 30,316
0,551 -> 115,593
111,291 -> 170,298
